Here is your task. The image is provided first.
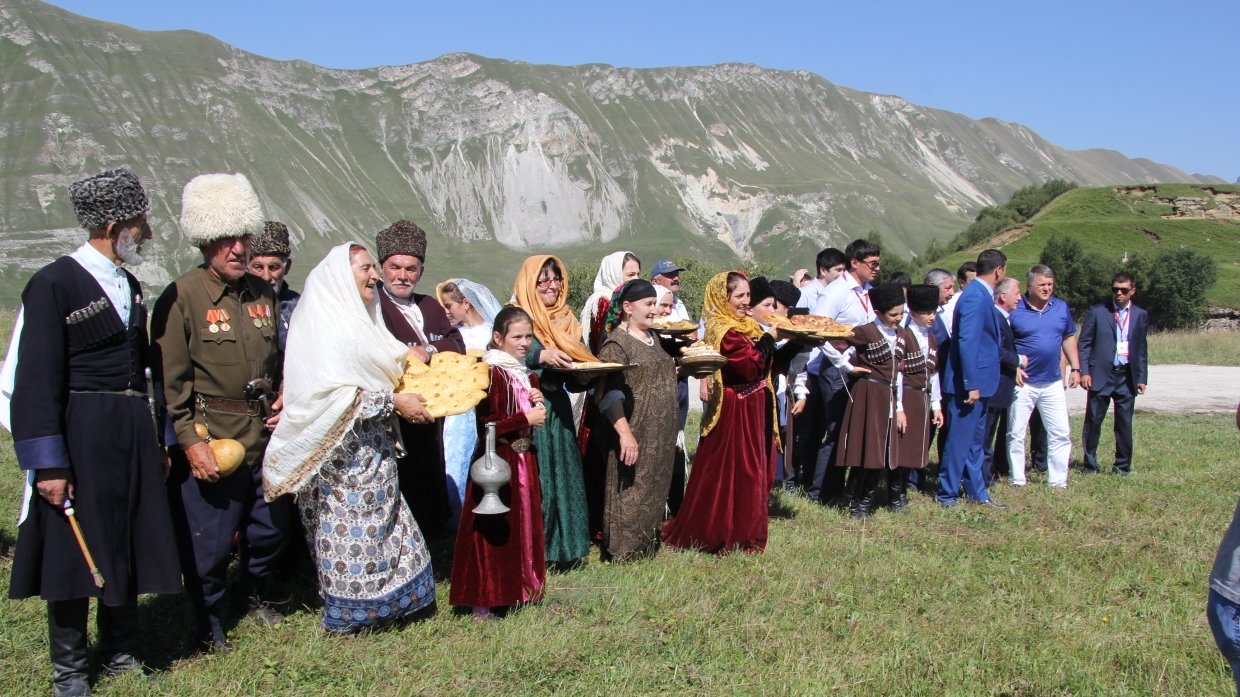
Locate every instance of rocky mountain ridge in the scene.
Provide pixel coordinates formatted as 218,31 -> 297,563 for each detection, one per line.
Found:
0,0 -> 1219,298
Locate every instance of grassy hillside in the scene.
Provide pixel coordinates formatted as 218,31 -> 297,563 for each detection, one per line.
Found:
931,184 -> 1240,308
2,413 -> 1237,694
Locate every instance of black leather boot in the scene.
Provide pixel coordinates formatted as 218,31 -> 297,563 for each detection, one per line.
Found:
888,468 -> 910,512
96,602 -> 143,676
48,599 -> 91,697
846,467 -> 865,518
192,604 -> 231,654
850,469 -> 880,520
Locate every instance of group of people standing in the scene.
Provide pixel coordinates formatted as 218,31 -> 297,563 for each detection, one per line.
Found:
784,241 -> 1150,516
3,166 -> 1154,696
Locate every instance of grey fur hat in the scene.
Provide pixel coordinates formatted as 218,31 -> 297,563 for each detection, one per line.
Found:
376,219 -> 427,263
68,168 -> 149,229
179,173 -> 264,247
251,221 -> 292,257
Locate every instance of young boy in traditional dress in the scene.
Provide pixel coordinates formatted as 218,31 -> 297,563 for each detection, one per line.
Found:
890,285 -> 943,511
450,307 -> 548,619
835,283 -> 909,519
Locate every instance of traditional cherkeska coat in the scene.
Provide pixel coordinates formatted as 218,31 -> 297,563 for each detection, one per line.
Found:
9,257 -> 181,604
835,321 -> 908,470
894,325 -> 938,469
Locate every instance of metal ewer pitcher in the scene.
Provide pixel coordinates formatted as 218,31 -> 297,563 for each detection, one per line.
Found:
470,422 -> 511,515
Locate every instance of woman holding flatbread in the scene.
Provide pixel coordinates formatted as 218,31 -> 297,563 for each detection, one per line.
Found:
263,243 -> 437,633
589,280 -> 678,561
511,255 -> 596,566
438,278 -> 504,524
664,271 -> 780,554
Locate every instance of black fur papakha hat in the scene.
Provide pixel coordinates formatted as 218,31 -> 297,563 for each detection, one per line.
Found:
907,284 -> 939,314
251,221 -> 292,257
749,276 -> 774,306
69,168 -> 149,229
868,283 -> 906,312
376,220 -> 427,263
769,280 -> 800,310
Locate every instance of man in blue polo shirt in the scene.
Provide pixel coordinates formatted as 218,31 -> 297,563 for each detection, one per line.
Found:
1006,264 -> 1080,488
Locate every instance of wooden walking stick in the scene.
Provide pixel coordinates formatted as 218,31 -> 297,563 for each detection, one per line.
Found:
62,499 -> 104,589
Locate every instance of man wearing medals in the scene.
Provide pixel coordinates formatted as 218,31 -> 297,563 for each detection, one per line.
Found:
248,221 -> 301,352
150,173 -> 288,652
805,239 -> 881,507
1078,272 -> 1149,474
374,219 -> 465,537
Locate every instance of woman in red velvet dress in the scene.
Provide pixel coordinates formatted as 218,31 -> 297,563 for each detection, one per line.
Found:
664,271 -> 779,554
450,307 -> 548,618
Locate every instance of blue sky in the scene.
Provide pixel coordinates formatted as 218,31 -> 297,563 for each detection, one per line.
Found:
48,0 -> 1237,180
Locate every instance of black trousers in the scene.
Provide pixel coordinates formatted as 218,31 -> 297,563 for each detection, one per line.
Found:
800,364 -> 851,503
980,406 -> 1010,487
168,448 -> 291,611
668,377 -> 689,516
1082,368 -> 1136,472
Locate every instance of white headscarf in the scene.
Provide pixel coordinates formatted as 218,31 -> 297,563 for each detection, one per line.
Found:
263,242 -> 409,499
580,250 -> 633,343
450,278 -> 503,326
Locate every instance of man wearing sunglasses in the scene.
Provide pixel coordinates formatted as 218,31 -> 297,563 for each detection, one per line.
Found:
1078,272 -> 1148,475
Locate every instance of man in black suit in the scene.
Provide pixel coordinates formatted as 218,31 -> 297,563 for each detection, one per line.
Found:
1078,272 -> 1149,474
981,277 -> 1026,486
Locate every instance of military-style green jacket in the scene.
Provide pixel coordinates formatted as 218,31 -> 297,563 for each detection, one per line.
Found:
150,267 -> 280,465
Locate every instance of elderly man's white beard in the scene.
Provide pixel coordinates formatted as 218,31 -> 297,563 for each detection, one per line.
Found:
115,231 -> 144,265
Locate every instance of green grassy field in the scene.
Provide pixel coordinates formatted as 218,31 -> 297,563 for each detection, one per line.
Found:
2,413 -> 1238,695
932,184 -> 1240,309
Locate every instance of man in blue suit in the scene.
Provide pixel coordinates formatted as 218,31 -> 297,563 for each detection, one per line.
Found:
1078,272 -> 1149,474
937,249 -> 1007,507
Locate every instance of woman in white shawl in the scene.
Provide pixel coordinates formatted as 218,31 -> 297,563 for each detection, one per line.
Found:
264,242 -> 437,633
580,251 -> 640,355
435,277 -> 504,524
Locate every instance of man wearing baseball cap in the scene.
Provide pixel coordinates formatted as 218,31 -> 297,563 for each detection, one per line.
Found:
650,260 -> 690,322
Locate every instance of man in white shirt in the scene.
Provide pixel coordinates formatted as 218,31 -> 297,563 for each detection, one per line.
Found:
798,239 -> 881,506
795,247 -> 847,313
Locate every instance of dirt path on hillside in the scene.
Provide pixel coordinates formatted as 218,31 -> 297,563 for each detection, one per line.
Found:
687,364 -> 1240,415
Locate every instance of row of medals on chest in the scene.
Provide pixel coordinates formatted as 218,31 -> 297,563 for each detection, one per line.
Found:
206,304 -> 273,333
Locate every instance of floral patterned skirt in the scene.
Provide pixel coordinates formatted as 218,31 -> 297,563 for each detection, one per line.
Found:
299,426 -> 436,633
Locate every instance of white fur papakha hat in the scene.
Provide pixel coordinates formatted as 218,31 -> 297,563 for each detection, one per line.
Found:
179,172 -> 264,246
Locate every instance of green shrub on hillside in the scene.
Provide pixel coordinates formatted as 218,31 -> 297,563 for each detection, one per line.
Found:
930,179 -> 1077,260
1127,249 -> 1218,331
1035,234 -> 1219,330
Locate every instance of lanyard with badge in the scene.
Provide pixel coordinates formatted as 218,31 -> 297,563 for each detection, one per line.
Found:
853,287 -> 872,319
1114,309 -> 1129,359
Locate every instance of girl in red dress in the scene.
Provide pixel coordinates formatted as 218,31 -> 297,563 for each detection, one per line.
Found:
450,307 -> 548,618
664,271 -> 780,554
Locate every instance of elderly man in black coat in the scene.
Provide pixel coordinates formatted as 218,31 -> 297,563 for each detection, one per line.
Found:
5,169 -> 182,696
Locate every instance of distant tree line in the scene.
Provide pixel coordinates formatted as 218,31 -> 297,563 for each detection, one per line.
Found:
924,180 -> 1077,261
1038,235 -> 1217,331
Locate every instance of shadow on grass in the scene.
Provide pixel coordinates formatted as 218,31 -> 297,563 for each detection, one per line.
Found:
0,527 -> 15,558
768,490 -> 799,520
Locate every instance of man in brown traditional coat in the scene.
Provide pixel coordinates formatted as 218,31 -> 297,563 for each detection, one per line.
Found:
375,220 -> 465,536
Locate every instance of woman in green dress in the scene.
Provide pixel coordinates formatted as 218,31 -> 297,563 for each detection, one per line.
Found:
511,255 -> 597,566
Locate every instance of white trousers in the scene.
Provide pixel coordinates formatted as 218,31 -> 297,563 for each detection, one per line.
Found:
1007,380 -> 1072,487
